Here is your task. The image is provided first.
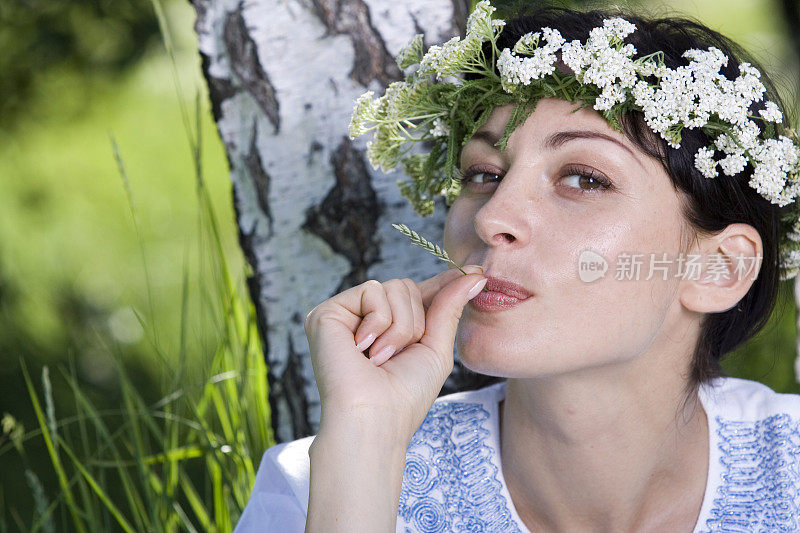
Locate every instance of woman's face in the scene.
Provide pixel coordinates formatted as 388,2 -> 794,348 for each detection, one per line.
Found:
445,97 -> 694,378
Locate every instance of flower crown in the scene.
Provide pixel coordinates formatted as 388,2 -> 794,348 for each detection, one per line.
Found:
348,1 -> 800,280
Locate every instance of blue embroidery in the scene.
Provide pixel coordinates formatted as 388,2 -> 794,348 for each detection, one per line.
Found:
701,413 -> 800,532
398,401 -> 523,532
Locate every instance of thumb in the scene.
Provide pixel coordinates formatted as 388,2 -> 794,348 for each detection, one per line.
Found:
419,271 -> 487,358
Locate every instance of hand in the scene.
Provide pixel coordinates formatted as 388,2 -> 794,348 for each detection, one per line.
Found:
304,265 -> 487,444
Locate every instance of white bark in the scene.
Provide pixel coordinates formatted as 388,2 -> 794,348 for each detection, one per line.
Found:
193,0 -> 500,443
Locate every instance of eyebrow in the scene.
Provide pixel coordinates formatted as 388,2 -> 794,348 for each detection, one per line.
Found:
468,129 -> 646,170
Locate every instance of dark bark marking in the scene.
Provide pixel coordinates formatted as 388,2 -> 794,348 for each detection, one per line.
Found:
232,191 -> 269,350
230,180 -> 282,438
450,0 -> 471,37
310,0 -> 401,86
243,120 -> 274,238
193,1 -> 239,124
302,136 -> 381,290
267,333 -> 313,442
409,12 -> 426,40
189,0 -> 208,29
199,51 -> 238,124
223,3 -> 281,131
307,140 -> 324,166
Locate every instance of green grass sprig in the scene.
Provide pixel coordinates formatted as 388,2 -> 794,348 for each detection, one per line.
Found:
392,223 -> 468,275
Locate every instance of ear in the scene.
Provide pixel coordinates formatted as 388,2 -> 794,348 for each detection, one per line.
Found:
679,223 -> 763,314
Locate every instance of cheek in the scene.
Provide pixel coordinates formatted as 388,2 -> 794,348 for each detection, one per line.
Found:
443,200 -> 479,262
570,212 -> 682,339
454,216 -> 682,378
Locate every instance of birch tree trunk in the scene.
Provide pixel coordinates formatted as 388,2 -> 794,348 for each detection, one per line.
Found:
192,0 -> 502,444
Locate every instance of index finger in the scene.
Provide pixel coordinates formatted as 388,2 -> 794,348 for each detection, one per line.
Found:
417,265 -> 484,309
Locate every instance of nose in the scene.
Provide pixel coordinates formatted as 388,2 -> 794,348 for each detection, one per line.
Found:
473,175 -> 531,248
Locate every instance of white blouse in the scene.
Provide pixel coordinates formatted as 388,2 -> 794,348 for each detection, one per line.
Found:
234,376 -> 800,532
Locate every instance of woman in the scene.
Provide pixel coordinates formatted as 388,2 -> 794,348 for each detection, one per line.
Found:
236,3 -> 800,531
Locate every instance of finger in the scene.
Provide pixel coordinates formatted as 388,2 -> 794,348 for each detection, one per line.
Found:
402,278 -> 425,342
367,279 -> 416,364
419,271 -> 487,363
370,279 -> 424,367
343,280 -> 392,352
418,264 -> 484,310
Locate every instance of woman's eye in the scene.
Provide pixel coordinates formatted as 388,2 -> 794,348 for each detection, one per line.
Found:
457,167 -> 503,189
559,166 -> 614,194
561,173 -> 605,190
465,171 -> 501,184
456,165 -> 614,195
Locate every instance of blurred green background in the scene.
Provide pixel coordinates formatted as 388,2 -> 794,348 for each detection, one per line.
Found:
0,0 -> 798,528
0,0 -> 244,527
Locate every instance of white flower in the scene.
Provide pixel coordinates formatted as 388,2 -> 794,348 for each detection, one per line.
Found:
760,101 -> 783,123
594,85 -> 627,111
498,30 -> 563,92
732,121 -> 761,153
749,166 -> 788,206
719,153 -> 748,176
429,117 -> 450,137
380,81 -> 410,116
541,27 -> 566,51
584,46 -> 637,90
695,146 -> 719,178
787,219 -> 800,243
682,47 -> 728,74
513,32 -> 540,54
781,249 -> 800,270
496,48 -> 522,92
348,91 -> 376,138
560,39 -> 588,77
396,34 -> 424,69
601,18 -> 637,41
779,252 -> 800,280
466,0 -> 497,41
350,5 -> 800,232
418,35 -> 482,78
747,135 -> 800,205
735,63 -> 766,102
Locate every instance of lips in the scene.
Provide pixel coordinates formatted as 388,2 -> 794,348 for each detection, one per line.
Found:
483,276 -> 534,299
469,275 -> 533,312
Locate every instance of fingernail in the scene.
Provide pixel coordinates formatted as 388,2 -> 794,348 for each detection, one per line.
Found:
464,264 -> 484,273
355,332 -> 376,352
467,278 -> 488,300
370,345 -> 395,366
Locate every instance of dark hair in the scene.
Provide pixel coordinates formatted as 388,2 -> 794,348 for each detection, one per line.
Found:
468,6 -> 794,403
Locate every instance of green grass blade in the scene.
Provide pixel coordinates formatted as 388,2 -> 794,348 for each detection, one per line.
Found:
20,360 -> 87,533
172,500 -> 200,533
179,471 -> 211,530
110,131 -> 165,358
67,354 -> 101,525
56,436 -> 136,533
209,461 -> 229,532
57,367 -> 150,531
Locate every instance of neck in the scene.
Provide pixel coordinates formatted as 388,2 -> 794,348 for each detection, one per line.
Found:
499,349 -> 709,532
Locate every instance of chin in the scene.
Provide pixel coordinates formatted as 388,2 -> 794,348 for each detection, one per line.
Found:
457,355 -> 510,378
455,340 -> 533,378
456,339 -> 606,380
